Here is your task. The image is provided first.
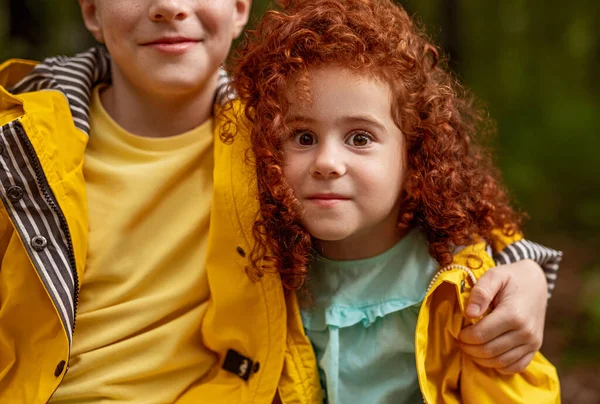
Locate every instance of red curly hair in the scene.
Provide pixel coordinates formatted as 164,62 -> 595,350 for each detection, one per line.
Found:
231,0 -> 521,291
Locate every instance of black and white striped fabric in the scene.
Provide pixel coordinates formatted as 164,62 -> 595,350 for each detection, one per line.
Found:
10,46 -> 233,135
0,121 -> 77,341
10,46 -> 111,135
494,239 -> 562,298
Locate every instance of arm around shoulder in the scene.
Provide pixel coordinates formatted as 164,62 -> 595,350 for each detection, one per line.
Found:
489,229 -> 562,298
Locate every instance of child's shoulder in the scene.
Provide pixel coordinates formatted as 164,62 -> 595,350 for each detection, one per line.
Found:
451,241 -> 496,280
423,241 -> 496,312
2,47 -> 110,92
1,47 -> 110,134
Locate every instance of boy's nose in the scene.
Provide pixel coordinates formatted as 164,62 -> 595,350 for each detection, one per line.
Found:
309,145 -> 346,179
149,0 -> 191,22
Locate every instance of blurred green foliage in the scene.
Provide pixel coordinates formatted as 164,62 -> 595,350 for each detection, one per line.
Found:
1,0 -> 599,386
1,0 -> 597,238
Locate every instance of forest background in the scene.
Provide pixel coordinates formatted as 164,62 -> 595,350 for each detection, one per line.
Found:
1,0 -> 598,402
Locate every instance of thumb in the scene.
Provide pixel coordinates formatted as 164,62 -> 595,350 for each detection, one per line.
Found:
466,268 -> 507,318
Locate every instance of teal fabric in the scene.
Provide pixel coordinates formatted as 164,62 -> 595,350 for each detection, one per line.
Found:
301,230 -> 437,404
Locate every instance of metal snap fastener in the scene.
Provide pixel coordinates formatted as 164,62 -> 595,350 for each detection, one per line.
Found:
238,359 -> 249,377
460,279 -> 466,293
236,246 -> 246,257
253,362 -> 260,373
54,360 -> 66,377
7,185 -> 24,202
31,235 -> 48,251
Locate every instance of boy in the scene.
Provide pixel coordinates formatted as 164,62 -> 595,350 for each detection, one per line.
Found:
0,0 -> 561,402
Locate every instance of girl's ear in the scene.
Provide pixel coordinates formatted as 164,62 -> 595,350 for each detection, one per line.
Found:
79,0 -> 105,44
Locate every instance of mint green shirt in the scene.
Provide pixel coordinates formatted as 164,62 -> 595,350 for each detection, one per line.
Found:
300,230 -> 437,404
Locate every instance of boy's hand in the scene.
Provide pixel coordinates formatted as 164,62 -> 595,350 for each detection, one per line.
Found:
458,260 -> 547,374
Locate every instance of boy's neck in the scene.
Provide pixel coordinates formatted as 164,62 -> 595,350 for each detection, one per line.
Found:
100,67 -> 218,139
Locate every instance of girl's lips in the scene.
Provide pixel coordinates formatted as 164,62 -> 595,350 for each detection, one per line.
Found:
306,195 -> 350,207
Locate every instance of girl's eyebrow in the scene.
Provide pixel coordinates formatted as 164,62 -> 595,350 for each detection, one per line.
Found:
286,116 -> 315,125
339,115 -> 386,132
286,115 -> 385,132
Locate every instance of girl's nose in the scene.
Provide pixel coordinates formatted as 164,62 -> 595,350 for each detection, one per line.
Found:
309,143 -> 346,178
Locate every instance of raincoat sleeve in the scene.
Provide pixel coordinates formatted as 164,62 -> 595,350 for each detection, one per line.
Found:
489,229 -> 562,298
460,351 -> 561,404
416,244 -> 561,404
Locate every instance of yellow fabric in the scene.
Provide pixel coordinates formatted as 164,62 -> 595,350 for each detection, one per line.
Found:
176,101 -> 291,404
414,243 -> 560,403
490,228 -> 524,255
50,86 -> 216,403
0,60 -> 295,403
0,60 -> 87,402
0,59 -> 557,404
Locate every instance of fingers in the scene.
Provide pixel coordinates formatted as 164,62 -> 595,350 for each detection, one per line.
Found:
459,322 -> 541,374
458,259 -> 547,376
469,347 -> 536,374
465,267 -> 508,318
458,305 -> 515,344
459,331 -> 515,359
497,352 -> 536,374
459,325 -> 540,359
468,342 -> 528,368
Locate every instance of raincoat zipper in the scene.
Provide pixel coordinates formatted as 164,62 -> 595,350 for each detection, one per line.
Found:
14,121 -> 80,330
420,263 -> 477,404
10,119 -> 80,399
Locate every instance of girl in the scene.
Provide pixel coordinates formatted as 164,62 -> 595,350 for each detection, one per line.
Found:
232,0 -> 560,402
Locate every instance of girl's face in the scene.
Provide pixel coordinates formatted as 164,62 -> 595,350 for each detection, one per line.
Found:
283,66 -> 406,260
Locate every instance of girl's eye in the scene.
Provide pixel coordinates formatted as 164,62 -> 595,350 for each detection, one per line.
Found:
347,132 -> 373,147
294,131 -> 317,146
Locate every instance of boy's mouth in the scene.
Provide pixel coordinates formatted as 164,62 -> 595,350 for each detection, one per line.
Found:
141,36 -> 202,55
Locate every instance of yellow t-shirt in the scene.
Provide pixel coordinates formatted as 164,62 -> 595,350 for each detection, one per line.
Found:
51,86 -> 216,403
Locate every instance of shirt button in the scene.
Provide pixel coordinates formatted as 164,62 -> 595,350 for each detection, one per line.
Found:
31,235 -> 48,251
54,360 -> 66,377
6,185 -> 24,202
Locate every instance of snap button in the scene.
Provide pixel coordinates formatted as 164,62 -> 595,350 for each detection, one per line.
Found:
236,246 -> 246,257
222,349 -> 253,381
253,362 -> 260,373
31,235 -> 48,251
460,279 -> 466,293
54,360 -> 66,377
6,185 -> 24,202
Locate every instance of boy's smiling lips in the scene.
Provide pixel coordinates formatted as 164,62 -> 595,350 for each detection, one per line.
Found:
141,36 -> 203,55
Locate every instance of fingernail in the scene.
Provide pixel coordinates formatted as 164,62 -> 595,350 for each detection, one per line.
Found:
467,304 -> 480,317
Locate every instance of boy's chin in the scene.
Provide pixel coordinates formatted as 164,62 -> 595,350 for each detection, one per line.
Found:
140,71 -> 217,97
114,56 -> 220,99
